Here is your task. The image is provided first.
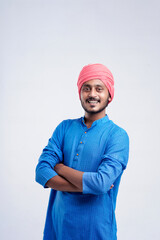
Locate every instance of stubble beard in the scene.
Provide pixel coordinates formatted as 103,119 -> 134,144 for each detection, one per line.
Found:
81,97 -> 110,115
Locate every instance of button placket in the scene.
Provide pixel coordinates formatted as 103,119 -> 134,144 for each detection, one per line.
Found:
73,131 -> 88,163
72,130 -> 88,168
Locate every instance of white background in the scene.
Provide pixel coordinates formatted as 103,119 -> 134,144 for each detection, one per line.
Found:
1,0 -> 160,239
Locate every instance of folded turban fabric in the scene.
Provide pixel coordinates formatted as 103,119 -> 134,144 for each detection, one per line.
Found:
77,63 -> 114,104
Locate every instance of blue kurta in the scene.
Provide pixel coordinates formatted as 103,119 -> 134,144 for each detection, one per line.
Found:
35,114 -> 129,240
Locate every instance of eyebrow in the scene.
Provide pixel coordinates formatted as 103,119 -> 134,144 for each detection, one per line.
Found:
82,84 -> 104,88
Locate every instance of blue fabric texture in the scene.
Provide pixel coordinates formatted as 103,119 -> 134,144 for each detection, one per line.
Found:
35,114 -> 129,240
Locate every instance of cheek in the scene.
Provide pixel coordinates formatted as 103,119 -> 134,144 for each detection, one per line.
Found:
80,91 -> 87,101
100,95 -> 109,103
80,89 -> 83,99
80,92 -> 83,101
102,91 -> 110,100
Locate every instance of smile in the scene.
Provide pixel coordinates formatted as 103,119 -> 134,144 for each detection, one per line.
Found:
87,100 -> 99,104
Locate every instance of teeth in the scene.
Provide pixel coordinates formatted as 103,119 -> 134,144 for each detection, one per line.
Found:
88,101 -> 98,103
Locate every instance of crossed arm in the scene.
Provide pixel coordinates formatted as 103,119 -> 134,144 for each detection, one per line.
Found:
46,163 -> 114,192
36,124 -> 128,194
45,164 -> 84,192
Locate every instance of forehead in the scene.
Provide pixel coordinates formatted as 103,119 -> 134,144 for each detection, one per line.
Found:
82,79 -> 106,88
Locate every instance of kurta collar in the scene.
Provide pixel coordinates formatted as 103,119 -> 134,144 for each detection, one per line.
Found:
81,114 -> 110,128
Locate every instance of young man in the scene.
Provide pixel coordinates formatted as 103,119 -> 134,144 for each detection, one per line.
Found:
35,63 -> 129,240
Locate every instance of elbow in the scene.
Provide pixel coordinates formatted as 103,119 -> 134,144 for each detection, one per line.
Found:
35,165 -> 41,185
35,164 -> 46,187
35,163 -> 58,188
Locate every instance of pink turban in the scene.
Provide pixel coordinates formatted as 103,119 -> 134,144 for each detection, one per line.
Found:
77,63 -> 114,104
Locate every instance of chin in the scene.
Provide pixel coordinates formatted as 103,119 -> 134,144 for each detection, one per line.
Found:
81,100 -> 109,115
84,107 -> 106,114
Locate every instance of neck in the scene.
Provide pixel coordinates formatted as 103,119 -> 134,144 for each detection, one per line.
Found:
84,111 -> 106,125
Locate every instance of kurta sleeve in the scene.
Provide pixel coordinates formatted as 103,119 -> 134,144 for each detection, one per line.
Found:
82,128 -> 129,195
35,121 -> 65,188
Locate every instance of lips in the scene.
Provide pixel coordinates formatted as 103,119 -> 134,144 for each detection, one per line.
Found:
87,99 -> 99,105
88,100 -> 98,103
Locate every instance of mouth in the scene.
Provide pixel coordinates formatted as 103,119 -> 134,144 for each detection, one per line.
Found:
87,100 -> 99,105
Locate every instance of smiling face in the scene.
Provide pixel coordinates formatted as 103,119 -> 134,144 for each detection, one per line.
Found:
80,79 -> 111,115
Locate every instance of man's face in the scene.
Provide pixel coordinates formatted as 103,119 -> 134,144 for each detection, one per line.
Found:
80,79 -> 111,115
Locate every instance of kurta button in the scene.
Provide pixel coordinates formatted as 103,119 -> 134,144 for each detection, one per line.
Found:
80,141 -> 82,144
76,153 -> 79,156
84,131 -> 87,134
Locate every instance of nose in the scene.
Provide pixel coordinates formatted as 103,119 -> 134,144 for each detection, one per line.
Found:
88,88 -> 97,97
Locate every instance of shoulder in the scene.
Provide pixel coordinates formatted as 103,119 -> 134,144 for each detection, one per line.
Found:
59,117 -> 81,126
108,120 -> 129,143
50,118 -> 78,141
55,117 -> 81,131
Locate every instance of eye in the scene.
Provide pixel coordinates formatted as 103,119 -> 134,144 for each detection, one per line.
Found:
97,87 -> 103,92
83,87 -> 90,91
